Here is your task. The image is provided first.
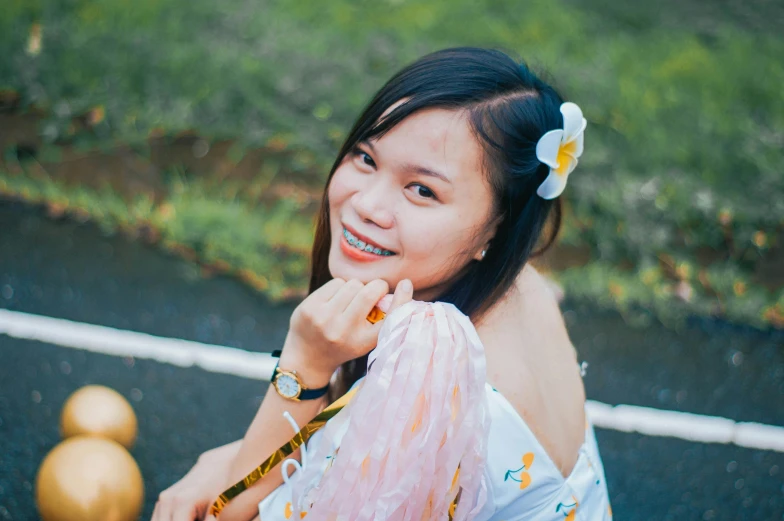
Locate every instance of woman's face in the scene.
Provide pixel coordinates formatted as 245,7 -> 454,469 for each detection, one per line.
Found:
327,104 -> 499,301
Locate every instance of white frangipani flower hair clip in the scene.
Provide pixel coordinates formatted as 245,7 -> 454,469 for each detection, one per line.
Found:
535,102 -> 587,200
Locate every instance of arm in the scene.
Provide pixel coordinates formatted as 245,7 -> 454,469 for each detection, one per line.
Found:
212,278 -> 413,521
151,389 -> 325,521
151,440 -> 241,521
214,340 -> 332,521
200,439 -> 242,462
282,300 -> 490,520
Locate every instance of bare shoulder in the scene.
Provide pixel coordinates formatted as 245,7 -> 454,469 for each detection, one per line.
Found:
516,266 -> 570,334
477,265 -> 571,348
477,265 -> 586,478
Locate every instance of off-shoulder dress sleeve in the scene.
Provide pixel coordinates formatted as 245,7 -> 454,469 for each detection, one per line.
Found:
260,300 -> 492,521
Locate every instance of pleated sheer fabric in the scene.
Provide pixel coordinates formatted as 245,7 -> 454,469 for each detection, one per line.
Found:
288,299 -> 491,520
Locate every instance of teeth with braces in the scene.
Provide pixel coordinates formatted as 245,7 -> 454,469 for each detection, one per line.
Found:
343,228 -> 394,256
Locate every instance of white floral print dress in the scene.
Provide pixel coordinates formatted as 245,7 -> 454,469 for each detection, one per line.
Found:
257,378 -> 613,520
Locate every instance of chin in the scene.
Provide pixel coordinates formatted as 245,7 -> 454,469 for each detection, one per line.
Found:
328,248 -> 396,287
328,263 -> 383,285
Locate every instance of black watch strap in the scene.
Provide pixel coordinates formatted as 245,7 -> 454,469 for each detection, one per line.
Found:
270,360 -> 330,401
298,383 -> 330,400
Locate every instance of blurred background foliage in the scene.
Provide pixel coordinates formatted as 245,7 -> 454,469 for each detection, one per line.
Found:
1,0 -> 782,328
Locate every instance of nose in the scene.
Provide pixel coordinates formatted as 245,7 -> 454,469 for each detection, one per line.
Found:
351,177 -> 395,228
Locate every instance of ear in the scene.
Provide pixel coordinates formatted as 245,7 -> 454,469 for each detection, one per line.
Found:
474,213 -> 503,261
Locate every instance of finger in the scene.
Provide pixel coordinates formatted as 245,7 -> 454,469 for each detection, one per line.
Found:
387,278 -> 414,314
310,277 -> 346,303
153,500 -> 171,521
365,279 -> 412,336
151,501 -> 161,521
325,278 -> 366,312
172,503 -> 197,521
343,279 -> 389,323
375,293 -> 394,314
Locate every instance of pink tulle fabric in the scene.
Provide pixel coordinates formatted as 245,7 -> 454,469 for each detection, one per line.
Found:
289,299 -> 490,520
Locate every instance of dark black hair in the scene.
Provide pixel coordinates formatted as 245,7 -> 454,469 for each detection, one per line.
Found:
310,47 -> 566,398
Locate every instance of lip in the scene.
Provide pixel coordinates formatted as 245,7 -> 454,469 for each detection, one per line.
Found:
339,235 -> 389,262
341,223 -> 395,253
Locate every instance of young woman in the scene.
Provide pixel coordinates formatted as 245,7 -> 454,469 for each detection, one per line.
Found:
152,46 -> 611,520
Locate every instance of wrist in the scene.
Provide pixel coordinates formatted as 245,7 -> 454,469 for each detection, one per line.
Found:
277,340 -> 337,389
199,439 -> 241,464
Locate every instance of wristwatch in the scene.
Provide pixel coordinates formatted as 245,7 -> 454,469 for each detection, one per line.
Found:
270,362 -> 330,401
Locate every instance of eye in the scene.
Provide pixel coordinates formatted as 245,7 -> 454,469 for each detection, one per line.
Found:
351,145 -> 376,168
409,183 -> 437,200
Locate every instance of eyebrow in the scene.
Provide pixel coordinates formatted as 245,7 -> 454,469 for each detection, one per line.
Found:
364,141 -> 453,185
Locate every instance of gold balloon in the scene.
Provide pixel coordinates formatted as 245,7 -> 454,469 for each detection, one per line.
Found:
35,436 -> 144,521
60,385 -> 138,449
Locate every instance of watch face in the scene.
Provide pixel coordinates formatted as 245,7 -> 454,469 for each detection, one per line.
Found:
275,373 -> 300,399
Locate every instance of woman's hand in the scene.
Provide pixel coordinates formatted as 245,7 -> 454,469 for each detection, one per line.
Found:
280,278 -> 414,386
151,441 -> 239,521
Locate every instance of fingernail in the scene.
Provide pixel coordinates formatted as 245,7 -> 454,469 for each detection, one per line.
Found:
400,279 -> 413,293
377,294 -> 394,313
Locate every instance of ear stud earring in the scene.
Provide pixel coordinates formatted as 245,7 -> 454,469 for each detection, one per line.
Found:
481,249 -> 486,259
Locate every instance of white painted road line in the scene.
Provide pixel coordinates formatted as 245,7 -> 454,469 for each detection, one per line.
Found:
0,308 -> 277,380
2,308 -> 784,453
585,402 -> 784,453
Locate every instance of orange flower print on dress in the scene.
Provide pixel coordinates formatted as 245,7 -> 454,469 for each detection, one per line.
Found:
283,502 -> 307,519
556,495 -> 579,520
504,452 -> 535,490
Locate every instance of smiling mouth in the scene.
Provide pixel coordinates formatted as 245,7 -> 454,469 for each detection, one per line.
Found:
342,228 -> 395,256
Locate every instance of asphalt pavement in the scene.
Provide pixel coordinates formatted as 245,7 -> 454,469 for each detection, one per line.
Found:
1,200 -> 783,520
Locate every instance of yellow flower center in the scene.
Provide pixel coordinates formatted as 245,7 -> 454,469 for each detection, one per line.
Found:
555,140 -> 578,176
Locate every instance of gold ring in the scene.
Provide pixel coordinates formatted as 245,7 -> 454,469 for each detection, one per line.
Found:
366,306 -> 386,324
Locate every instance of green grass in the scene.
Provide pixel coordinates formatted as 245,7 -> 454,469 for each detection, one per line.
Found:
0,166 -> 316,300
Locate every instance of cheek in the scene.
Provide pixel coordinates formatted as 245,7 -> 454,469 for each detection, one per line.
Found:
400,215 -> 466,258
328,166 -> 353,210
